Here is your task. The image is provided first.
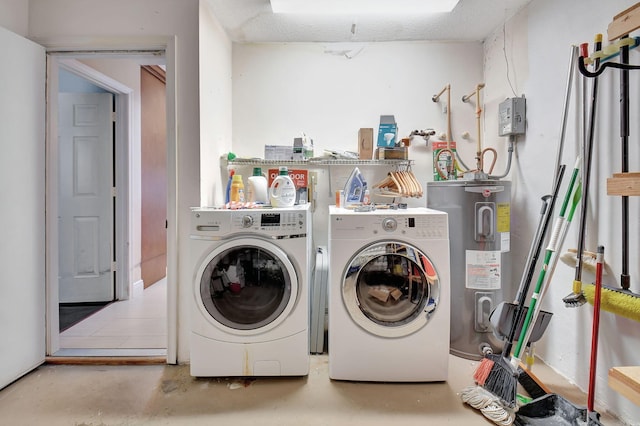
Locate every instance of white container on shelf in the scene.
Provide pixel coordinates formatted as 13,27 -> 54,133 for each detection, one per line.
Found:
270,166 -> 296,207
247,167 -> 269,204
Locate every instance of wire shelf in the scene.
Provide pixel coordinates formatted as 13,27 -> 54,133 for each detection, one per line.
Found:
223,157 -> 412,167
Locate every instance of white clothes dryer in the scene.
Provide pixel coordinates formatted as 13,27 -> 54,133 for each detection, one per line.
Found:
328,206 -> 450,382
189,205 -> 311,377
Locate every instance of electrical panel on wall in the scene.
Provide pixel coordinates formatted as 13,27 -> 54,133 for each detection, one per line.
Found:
498,97 -> 526,136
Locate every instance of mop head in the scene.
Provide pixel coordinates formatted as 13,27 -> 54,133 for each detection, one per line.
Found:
583,284 -> 640,322
460,385 -> 515,426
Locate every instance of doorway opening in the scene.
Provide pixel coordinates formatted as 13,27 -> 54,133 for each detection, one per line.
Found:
46,53 -> 169,359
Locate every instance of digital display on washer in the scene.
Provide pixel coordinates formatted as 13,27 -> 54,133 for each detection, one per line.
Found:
261,213 -> 281,226
408,217 -> 415,228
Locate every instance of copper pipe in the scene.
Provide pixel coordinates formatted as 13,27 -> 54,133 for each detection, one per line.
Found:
434,148 -> 455,180
432,84 -> 452,149
475,83 -> 485,171
432,85 -> 448,102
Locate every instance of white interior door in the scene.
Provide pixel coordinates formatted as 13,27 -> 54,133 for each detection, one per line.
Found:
58,92 -> 115,303
0,26 -> 46,388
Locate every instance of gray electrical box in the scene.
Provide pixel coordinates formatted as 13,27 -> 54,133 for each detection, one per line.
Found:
498,97 -> 526,136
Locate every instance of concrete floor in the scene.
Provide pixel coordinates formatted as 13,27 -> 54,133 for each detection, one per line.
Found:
0,354 -> 624,426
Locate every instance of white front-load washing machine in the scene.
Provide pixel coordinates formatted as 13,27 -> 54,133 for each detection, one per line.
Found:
328,206 -> 450,382
189,204 -> 311,377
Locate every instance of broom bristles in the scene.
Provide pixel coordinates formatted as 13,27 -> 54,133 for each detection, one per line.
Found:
584,284 -> 640,322
481,355 -> 519,409
473,357 -> 494,386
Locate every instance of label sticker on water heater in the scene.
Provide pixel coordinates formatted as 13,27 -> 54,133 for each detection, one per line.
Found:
465,250 -> 501,290
496,203 -> 510,233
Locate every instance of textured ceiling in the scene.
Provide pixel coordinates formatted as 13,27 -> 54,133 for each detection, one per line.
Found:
205,0 -> 532,43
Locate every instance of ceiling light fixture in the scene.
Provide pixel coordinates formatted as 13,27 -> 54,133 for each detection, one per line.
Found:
270,0 -> 460,15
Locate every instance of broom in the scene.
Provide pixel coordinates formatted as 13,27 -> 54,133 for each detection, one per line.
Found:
582,285 -> 640,322
473,165 -> 566,409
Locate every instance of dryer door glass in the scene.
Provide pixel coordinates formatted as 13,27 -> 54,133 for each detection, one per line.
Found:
343,241 -> 440,335
199,245 -> 292,330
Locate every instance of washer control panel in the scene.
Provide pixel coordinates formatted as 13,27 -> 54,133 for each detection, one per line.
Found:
190,206 -> 309,239
233,210 -> 306,232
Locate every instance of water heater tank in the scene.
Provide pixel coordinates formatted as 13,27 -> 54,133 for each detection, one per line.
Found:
427,180 -> 513,360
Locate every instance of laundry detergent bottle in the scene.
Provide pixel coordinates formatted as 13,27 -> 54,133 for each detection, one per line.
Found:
230,174 -> 245,203
247,167 -> 269,204
270,166 -> 296,207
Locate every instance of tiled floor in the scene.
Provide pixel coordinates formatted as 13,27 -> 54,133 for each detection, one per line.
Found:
56,278 -> 167,357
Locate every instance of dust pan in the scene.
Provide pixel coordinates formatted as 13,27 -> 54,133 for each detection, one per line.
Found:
490,301 -> 553,343
515,393 -> 602,426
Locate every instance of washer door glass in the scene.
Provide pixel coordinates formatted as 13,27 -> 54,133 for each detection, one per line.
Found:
342,241 -> 440,337
198,240 -> 295,331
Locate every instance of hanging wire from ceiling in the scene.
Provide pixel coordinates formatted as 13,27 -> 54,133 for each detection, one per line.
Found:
503,22 -> 518,97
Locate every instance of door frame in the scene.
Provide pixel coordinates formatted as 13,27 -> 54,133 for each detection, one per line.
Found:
44,37 -> 178,363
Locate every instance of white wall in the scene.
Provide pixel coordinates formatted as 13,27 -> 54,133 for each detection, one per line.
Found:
232,41 -> 486,246
484,0 -> 640,423
199,1 -> 233,207
232,41 -> 485,163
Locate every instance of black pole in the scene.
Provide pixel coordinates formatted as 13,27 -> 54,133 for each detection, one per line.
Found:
620,35 -> 630,291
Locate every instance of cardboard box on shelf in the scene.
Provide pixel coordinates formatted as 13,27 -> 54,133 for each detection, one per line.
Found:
292,138 -> 305,161
377,115 -> 397,147
358,128 -> 374,160
375,147 -> 408,160
264,145 -> 294,161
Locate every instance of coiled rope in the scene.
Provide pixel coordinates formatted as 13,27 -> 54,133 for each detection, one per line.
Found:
460,385 -> 514,426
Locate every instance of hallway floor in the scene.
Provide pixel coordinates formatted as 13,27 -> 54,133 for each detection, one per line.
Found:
0,354 -> 623,425
56,278 -> 167,357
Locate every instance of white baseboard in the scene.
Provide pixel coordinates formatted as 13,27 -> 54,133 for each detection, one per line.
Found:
132,280 -> 144,298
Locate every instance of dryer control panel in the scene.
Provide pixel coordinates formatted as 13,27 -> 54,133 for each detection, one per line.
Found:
330,208 -> 448,240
